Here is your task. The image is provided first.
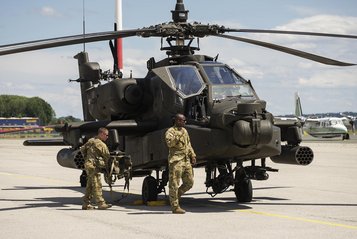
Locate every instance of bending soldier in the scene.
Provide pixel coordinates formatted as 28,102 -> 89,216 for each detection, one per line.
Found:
80,127 -> 112,210
165,113 -> 196,214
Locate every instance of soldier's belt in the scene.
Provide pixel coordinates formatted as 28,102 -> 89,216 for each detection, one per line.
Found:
171,152 -> 187,157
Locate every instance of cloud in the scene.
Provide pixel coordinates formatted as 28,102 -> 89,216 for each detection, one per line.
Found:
298,69 -> 357,88
40,6 -> 61,17
276,15 -> 357,34
288,6 -> 320,17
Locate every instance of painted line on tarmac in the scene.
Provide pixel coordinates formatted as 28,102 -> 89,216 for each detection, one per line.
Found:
239,209 -> 357,230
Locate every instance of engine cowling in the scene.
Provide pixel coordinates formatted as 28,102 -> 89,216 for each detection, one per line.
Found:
86,78 -> 143,119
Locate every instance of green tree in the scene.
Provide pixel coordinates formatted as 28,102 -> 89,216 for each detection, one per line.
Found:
0,95 -> 55,125
51,115 -> 82,124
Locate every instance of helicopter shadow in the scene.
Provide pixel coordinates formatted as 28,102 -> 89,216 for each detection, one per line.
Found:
3,184 -> 353,214
0,184 -> 284,213
115,186 -> 294,214
0,185 -> 85,212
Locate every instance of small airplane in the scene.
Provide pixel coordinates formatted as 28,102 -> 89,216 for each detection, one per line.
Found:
294,93 -> 350,140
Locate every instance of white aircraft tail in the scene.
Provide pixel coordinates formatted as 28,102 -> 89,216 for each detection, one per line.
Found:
294,92 -> 303,117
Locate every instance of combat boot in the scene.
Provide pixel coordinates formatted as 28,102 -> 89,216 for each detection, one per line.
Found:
98,202 -> 112,210
172,207 -> 186,214
82,204 -> 95,210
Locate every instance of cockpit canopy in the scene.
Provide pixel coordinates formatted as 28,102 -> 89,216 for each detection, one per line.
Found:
202,64 -> 256,100
202,65 -> 245,85
167,65 -> 205,98
156,63 -> 256,101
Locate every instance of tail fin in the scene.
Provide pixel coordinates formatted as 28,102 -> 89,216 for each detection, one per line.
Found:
294,92 -> 303,117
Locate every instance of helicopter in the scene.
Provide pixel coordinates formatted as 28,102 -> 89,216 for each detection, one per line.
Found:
1,0 -> 357,204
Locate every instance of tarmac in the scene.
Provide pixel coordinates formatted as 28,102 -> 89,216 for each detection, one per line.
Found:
0,135 -> 357,239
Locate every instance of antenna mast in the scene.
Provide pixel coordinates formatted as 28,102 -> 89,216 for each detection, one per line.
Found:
82,0 -> 86,52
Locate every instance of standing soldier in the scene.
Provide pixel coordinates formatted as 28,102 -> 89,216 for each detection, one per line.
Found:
80,127 -> 112,210
165,113 -> 196,214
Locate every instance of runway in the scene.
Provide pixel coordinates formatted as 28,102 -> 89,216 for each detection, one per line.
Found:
0,138 -> 356,238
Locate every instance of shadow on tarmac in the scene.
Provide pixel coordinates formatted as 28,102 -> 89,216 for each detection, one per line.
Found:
3,185 -> 357,214
0,185 -> 251,213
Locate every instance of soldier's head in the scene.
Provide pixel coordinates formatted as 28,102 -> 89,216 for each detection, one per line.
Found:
98,127 -> 109,142
174,113 -> 186,128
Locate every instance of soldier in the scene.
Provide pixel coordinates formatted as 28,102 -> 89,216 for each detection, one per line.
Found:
165,113 -> 196,214
80,127 -> 112,210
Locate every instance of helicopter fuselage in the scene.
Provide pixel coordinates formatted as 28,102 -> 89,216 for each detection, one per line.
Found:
54,53 -> 311,175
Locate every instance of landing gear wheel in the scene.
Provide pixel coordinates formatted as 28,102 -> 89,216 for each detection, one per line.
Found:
80,170 -> 87,188
142,176 -> 158,204
234,178 -> 252,202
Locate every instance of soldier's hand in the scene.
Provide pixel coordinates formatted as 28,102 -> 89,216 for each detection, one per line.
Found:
191,156 -> 196,166
175,135 -> 181,142
97,159 -> 106,168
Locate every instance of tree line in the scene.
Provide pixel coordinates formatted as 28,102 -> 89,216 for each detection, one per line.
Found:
0,95 -> 55,125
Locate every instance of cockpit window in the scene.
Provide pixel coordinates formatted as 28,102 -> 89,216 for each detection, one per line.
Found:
202,65 -> 256,100
212,85 -> 256,100
203,65 -> 245,84
167,66 -> 205,98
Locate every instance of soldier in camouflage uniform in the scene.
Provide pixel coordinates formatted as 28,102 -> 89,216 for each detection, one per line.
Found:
80,127 -> 112,210
165,114 -> 196,214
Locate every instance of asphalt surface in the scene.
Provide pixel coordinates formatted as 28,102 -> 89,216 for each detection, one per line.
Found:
0,136 -> 357,239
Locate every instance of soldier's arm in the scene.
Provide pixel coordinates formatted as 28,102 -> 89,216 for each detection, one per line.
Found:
186,132 -> 196,158
165,129 -> 177,148
79,144 -> 86,155
97,143 -> 110,161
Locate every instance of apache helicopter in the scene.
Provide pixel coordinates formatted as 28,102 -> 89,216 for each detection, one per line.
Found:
1,0 -> 356,203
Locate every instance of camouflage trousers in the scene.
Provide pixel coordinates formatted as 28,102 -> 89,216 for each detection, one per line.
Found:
83,163 -> 105,205
169,160 -> 194,210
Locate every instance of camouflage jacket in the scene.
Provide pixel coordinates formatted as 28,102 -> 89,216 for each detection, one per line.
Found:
80,137 -> 110,168
165,126 -> 196,163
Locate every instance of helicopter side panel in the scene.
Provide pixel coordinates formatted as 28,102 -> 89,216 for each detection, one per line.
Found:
125,129 -> 168,170
187,124 -> 281,161
186,125 -> 230,159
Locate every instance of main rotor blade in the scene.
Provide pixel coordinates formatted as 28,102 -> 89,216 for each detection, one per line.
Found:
224,28 -> 357,39
0,28 -> 156,56
216,34 -> 356,66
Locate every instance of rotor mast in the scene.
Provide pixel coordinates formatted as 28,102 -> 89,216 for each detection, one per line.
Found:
163,0 -> 198,56
171,0 -> 188,23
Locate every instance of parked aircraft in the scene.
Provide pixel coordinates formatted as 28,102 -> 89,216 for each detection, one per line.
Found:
340,113 -> 356,133
295,93 -> 349,139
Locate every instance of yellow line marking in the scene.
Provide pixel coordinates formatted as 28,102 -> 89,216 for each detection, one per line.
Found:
239,209 -> 357,230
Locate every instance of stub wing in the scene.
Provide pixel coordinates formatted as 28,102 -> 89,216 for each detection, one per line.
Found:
23,138 -> 65,146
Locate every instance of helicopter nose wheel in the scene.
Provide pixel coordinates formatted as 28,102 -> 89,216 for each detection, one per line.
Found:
234,168 -> 253,202
234,178 -> 252,202
142,176 -> 158,204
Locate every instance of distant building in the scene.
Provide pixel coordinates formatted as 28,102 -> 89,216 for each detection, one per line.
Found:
0,117 -> 40,128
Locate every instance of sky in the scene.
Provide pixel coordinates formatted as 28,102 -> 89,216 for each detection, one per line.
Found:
0,0 -> 356,119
